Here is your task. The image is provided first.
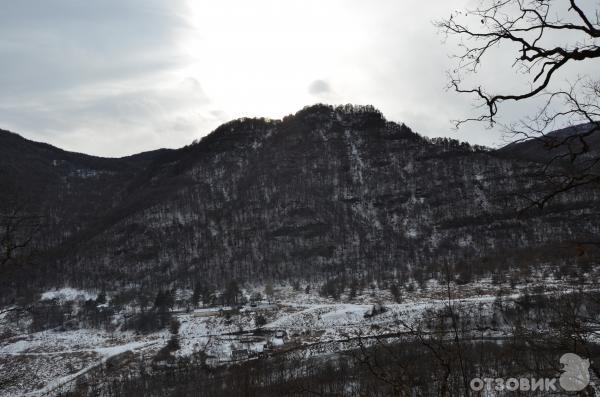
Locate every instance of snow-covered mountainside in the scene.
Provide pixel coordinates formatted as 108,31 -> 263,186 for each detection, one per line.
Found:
1,104 -> 599,297
1,104 -> 600,396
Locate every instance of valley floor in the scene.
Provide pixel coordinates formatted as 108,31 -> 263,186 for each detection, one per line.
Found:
1,277 -> 598,396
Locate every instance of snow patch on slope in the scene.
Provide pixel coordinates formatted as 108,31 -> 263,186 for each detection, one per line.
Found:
40,288 -> 97,302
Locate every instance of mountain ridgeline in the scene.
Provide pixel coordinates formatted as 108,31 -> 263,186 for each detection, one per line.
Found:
1,104 -> 598,296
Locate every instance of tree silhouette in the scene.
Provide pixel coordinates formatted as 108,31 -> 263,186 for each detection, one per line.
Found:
437,0 -> 600,207
1,201 -> 39,269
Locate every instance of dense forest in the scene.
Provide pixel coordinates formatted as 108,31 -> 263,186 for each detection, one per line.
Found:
1,104 -> 599,304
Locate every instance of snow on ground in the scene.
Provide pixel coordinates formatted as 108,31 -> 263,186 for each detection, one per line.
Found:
265,304 -> 370,330
1,330 -> 118,354
1,277 -> 596,396
40,287 -> 97,302
21,340 -> 159,397
153,296 -> 502,365
0,328 -> 164,397
265,296 -> 500,335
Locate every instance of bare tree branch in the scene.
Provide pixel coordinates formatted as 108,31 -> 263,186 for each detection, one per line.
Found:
437,0 -> 600,206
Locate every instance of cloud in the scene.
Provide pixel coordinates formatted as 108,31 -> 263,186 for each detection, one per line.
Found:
308,80 -> 332,96
0,76 -> 224,157
0,1 -> 191,97
0,0 -> 223,156
1,0 -> 594,155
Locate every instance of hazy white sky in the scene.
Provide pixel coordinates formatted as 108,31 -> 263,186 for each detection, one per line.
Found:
0,0 -> 597,156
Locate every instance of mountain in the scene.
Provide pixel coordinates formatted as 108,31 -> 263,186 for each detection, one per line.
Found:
497,122 -> 600,165
1,104 -> 598,298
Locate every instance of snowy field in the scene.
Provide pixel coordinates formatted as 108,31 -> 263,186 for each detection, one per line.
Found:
0,277 -> 593,396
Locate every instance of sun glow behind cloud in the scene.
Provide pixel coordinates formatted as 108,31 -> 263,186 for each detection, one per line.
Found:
180,1 -> 368,119
175,0 -> 480,143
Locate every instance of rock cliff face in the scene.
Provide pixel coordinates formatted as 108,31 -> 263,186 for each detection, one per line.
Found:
1,104 -> 598,290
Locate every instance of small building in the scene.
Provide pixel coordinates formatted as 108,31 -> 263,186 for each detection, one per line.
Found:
218,308 -> 239,318
364,303 -> 386,318
239,335 -> 263,344
231,349 -> 249,361
192,310 -> 219,318
244,303 -> 279,313
268,337 -> 285,350
275,330 -> 287,339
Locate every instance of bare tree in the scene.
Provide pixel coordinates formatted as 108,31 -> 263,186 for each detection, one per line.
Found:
0,198 -> 40,269
437,7 -> 600,377
437,0 -> 600,207
0,192 -> 42,310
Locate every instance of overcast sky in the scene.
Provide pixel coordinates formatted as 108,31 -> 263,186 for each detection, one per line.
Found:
0,0 -> 597,157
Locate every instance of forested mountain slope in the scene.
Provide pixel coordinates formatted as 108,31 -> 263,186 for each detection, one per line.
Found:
1,104 -> 598,296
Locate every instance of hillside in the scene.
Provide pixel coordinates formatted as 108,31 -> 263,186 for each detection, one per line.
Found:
1,105 -> 598,299
497,123 -> 600,166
